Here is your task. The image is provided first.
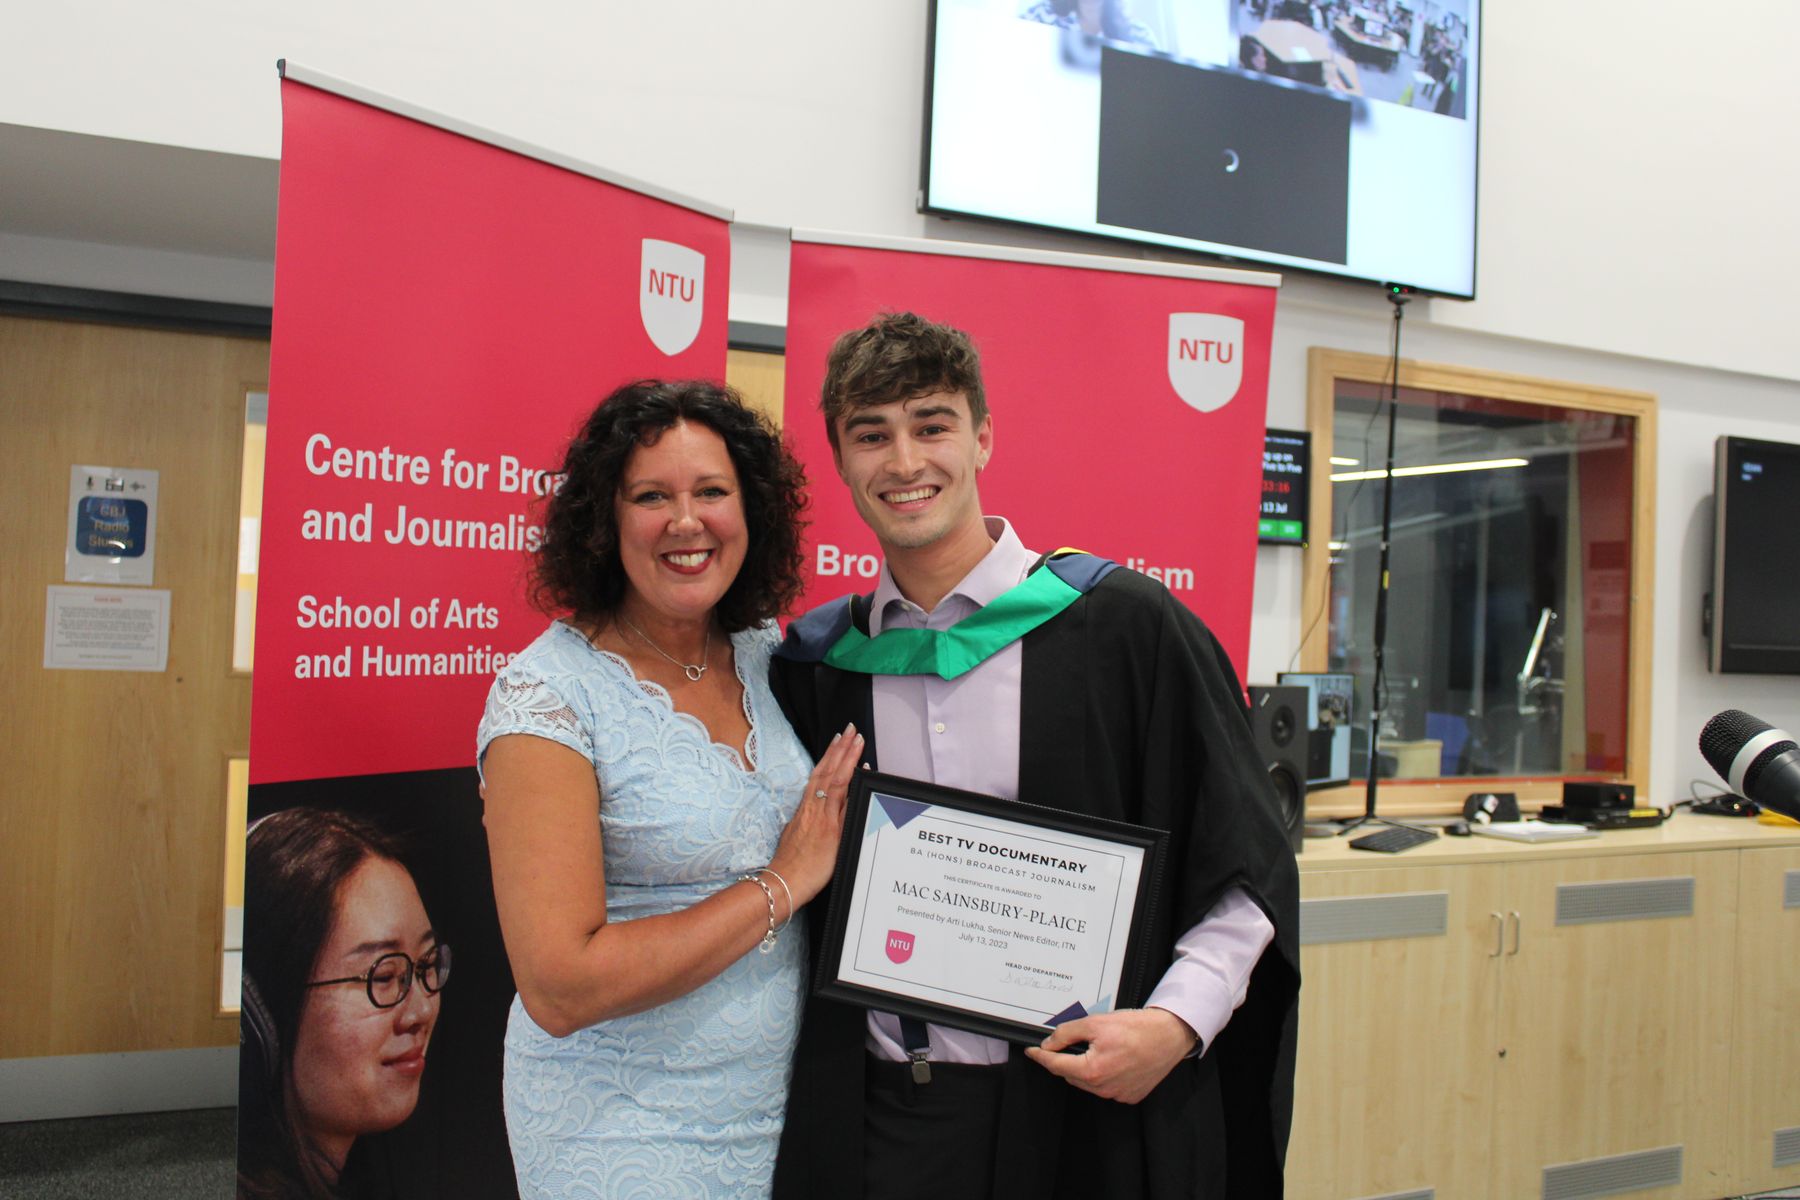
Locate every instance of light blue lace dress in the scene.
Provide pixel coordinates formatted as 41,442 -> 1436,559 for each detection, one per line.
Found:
476,620 -> 813,1200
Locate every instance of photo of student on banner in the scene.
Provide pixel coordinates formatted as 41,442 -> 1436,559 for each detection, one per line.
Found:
479,380 -> 862,1199
238,807 -> 449,1200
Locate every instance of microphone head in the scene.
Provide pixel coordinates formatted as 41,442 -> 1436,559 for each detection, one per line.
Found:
1699,709 -> 1770,775
1700,708 -> 1799,793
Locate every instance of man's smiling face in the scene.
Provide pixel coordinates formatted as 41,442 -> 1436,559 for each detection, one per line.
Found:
832,390 -> 992,555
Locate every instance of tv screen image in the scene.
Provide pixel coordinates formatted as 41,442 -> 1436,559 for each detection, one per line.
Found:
923,0 -> 1480,296
1278,670 -> 1355,788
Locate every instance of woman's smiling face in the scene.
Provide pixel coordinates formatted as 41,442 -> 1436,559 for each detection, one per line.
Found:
289,856 -> 440,1166
612,419 -> 749,624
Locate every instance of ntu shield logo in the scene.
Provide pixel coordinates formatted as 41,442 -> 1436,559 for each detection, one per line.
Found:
640,239 -> 705,356
1167,313 -> 1244,414
885,930 -> 916,965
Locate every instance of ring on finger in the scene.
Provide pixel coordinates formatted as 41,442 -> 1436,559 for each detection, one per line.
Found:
815,789 -> 828,799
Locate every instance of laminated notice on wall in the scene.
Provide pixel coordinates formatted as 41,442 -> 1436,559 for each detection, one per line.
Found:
66,465 -> 159,585
44,586 -> 171,672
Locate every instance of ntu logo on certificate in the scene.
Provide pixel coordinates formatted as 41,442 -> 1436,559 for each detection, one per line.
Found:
1167,313 -> 1244,414
640,238 -> 705,355
885,930 -> 916,965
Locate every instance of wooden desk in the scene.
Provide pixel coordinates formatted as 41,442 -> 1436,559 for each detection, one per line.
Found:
1375,737 -> 1441,778
1331,15 -> 1404,69
1254,17 -> 1332,66
1289,816 -> 1800,1200
1248,20 -> 1364,95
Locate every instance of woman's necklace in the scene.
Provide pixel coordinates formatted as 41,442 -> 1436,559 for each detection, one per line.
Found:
618,613 -> 711,682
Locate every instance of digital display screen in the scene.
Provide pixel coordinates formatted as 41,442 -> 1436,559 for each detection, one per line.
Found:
1278,670 -> 1354,787
1715,436 -> 1800,673
923,0 -> 1480,297
1260,428 -> 1310,545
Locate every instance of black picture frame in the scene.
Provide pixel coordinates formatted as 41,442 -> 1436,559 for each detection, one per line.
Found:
812,770 -> 1170,1045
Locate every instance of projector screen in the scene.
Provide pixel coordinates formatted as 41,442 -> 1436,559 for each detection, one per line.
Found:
922,0 -> 1480,297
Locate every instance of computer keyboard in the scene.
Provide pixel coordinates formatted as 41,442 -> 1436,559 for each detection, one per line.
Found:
1348,824 -> 1439,853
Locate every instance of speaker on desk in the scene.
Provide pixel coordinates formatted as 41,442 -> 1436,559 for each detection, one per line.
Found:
1249,685 -> 1309,854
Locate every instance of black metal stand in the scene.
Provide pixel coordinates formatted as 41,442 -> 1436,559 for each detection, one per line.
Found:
1339,288 -> 1431,837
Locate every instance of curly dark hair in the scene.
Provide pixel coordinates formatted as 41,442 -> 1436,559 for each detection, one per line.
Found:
533,380 -> 808,631
820,312 -> 986,449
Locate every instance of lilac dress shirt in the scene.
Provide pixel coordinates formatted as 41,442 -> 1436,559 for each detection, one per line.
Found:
863,518 -> 1275,1064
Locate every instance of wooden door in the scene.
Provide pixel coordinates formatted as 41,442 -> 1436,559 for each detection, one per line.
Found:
0,315 -> 267,1058
726,347 -> 785,427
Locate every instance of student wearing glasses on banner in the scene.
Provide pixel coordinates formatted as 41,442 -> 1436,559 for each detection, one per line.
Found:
238,807 -> 451,1200
478,381 -> 862,1200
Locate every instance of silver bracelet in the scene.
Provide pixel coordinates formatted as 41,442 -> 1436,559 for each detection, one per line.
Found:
756,867 -> 795,931
739,872 -> 779,953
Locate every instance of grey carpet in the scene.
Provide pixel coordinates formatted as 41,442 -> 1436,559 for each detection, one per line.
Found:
0,1107 -> 234,1199
1,1106 -> 1797,1199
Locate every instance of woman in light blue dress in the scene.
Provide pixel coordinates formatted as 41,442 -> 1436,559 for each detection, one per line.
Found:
478,381 -> 863,1200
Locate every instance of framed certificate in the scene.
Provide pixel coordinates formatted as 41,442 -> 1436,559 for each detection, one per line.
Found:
813,771 -> 1169,1045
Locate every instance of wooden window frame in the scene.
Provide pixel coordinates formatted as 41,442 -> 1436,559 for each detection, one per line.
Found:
1301,348 -> 1657,817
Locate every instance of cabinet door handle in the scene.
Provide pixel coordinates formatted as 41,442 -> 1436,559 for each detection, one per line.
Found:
1506,910 -> 1522,955
1490,911 -> 1504,957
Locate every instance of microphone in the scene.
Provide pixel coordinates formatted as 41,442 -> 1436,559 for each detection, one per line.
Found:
1698,709 -> 1800,822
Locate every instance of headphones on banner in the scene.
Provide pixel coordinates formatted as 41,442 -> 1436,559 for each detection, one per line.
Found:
240,972 -> 281,1087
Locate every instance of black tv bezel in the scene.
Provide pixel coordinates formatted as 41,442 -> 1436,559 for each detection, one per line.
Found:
1710,435 -> 1800,676
917,0 -> 1482,301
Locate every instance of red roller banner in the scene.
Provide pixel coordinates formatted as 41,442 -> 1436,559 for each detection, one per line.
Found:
241,65 -> 729,1197
255,70 -> 728,786
782,232 -> 1279,676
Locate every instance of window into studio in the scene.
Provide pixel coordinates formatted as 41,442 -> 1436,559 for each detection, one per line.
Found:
221,756 -> 248,1014
222,390 -> 265,1011
1302,351 -> 1656,814
232,390 -> 268,673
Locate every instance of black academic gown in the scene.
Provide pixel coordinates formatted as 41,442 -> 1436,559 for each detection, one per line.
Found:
769,565 -> 1301,1200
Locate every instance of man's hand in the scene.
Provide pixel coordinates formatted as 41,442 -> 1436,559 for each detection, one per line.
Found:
1022,1007 -> 1197,1105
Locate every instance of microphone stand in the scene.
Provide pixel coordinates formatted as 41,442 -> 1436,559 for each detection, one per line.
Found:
1339,286 -> 1430,836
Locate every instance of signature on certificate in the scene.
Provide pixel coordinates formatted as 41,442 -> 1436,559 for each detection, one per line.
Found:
998,968 -> 1067,992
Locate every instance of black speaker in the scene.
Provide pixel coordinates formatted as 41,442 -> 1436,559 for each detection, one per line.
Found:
1562,780 -> 1634,811
1250,685 -> 1308,853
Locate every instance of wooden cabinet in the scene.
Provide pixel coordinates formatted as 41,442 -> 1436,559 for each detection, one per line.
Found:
1729,847 -> 1800,1193
1287,823 -> 1800,1200
1288,865 -> 1504,1200
1491,853 -> 1736,1200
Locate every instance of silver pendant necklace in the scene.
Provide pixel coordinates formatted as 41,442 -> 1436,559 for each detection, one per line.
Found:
619,614 -> 710,682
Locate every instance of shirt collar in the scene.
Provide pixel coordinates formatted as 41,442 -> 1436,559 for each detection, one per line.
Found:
870,517 -> 1035,634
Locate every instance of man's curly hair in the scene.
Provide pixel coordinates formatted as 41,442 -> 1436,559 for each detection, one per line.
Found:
820,311 -> 986,449
532,380 -> 807,632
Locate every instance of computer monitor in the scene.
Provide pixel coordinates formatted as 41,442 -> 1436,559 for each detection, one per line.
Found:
1278,671 -> 1354,788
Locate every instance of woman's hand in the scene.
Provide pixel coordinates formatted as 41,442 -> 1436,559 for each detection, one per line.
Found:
768,723 -> 864,910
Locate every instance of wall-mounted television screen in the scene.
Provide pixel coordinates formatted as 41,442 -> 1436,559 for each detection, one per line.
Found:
1710,435 -> 1800,675
922,0 -> 1481,297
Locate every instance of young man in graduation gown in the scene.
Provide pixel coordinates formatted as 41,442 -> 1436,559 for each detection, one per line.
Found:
768,312 -> 1301,1200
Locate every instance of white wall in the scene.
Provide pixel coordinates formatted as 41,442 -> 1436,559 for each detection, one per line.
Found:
0,231 -> 274,306
5,0 -> 1798,802
4,0 -> 1799,381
